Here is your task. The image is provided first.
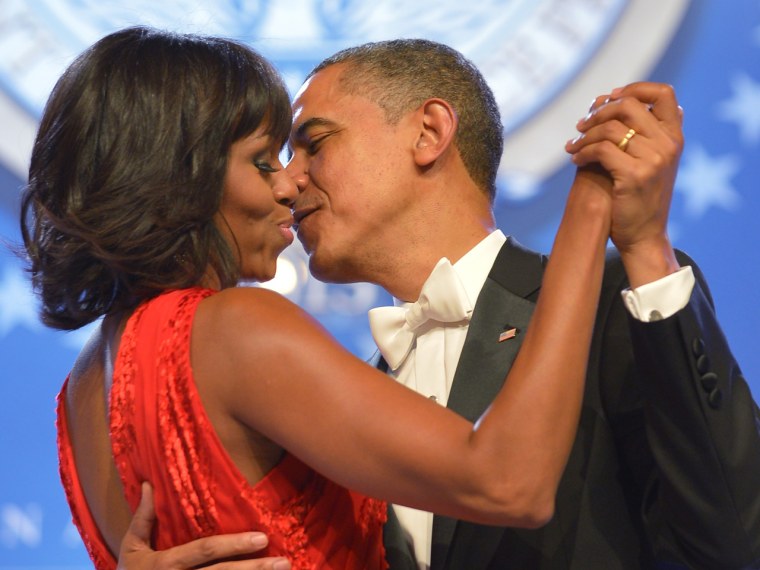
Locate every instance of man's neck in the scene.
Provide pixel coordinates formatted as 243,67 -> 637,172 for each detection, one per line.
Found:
380,226 -> 496,302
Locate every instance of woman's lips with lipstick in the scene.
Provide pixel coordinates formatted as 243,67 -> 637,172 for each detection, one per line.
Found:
278,216 -> 295,244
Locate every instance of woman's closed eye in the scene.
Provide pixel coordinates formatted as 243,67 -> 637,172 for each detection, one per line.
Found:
254,160 -> 280,173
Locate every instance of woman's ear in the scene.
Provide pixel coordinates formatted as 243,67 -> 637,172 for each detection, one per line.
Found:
413,98 -> 458,167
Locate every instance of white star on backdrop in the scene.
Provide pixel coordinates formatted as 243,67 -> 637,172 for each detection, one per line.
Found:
675,144 -> 741,219
716,72 -> 760,145
0,265 -> 41,337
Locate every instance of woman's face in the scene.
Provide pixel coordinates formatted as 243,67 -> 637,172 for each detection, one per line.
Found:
216,126 -> 297,282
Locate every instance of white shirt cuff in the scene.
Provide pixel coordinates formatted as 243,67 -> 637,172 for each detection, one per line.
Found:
621,266 -> 695,322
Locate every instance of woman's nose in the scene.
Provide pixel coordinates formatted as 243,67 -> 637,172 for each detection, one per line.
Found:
273,170 -> 298,206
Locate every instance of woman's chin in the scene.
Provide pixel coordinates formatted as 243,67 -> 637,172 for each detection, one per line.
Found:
241,265 -> 276,285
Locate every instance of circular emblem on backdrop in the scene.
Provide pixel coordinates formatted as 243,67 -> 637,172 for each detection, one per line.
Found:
0,0 -> 690,323
0,0 -> 689,200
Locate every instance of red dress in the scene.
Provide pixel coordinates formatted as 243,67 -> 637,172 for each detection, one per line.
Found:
57,288 -> 388,570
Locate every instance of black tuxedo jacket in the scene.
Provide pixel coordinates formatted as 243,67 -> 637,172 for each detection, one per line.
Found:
382,237 -> 760,569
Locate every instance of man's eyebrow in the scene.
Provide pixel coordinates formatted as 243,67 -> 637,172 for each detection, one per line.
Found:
293,117 -> 336,141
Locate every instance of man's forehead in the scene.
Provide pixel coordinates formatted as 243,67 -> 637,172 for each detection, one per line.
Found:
291,68 -> 350,132
290,96 -> 338,139
292,74 -> 317,106
294,64 -> 345,104
292,76 -> 329,124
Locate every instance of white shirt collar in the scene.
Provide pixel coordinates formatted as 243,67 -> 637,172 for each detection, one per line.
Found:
452,229 -> 506,305
394,230 -> 507,308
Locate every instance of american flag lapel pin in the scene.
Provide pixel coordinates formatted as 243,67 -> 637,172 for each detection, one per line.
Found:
498,326 -> 518,343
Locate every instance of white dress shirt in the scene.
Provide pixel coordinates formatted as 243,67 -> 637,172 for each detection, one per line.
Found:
381,231 -> 695,569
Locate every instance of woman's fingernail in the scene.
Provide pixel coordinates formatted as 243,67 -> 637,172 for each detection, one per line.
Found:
273,559 -> 291,570
250,532 -> 268,548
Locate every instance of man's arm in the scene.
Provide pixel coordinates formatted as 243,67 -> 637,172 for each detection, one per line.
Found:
570,82 -> 760,566
117,483 -> 291,570
628,261 -> 760,567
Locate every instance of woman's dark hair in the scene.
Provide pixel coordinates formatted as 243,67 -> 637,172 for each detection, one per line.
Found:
20,26 -> 292,330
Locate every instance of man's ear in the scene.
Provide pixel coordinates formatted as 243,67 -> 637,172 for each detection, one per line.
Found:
413,98 -> 457,167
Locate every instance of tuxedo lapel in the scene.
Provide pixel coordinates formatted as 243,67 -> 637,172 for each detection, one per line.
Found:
431,237 -> 547,570
445,276 -> 537,422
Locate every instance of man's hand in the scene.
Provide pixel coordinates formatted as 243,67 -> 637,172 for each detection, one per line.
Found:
566,82 -> 684,287
117,483 -> 291,570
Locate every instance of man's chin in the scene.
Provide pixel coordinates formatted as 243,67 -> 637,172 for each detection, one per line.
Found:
307,256 -> 336,283
307,254 -> 356,285
295,230 -> 313,254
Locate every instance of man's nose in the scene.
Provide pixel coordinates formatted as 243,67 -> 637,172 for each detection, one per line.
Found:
285,155 -> 308,193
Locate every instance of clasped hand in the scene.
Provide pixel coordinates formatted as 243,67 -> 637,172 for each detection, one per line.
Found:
566,82 -> 684,287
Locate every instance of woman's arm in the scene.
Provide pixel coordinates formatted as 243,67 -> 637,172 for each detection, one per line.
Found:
196,181 -> 610,528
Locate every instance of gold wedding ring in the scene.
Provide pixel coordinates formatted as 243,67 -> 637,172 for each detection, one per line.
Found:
617,128 -> 636,151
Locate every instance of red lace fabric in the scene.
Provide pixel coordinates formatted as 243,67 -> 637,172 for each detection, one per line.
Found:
57,288 -> 387,570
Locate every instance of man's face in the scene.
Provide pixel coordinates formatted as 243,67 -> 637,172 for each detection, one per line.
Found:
287,64 -> 417,284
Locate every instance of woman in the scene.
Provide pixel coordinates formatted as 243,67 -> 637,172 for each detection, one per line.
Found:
21,27 -> 611,570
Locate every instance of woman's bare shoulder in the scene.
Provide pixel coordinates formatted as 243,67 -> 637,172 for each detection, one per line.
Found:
199,287 -> 314,330
192,286 -> 330,366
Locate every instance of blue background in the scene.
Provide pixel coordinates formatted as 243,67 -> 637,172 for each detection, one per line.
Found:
1,1 -> 758,567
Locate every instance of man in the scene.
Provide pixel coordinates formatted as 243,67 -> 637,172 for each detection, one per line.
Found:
120,40 -> 760,569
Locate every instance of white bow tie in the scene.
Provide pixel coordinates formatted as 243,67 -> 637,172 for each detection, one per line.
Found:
368,258 -> 473,370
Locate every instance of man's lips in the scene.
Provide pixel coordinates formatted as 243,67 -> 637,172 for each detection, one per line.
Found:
293,205 -> 318,231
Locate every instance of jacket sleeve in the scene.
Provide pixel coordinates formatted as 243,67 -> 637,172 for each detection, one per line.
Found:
612,253 -> 760,568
